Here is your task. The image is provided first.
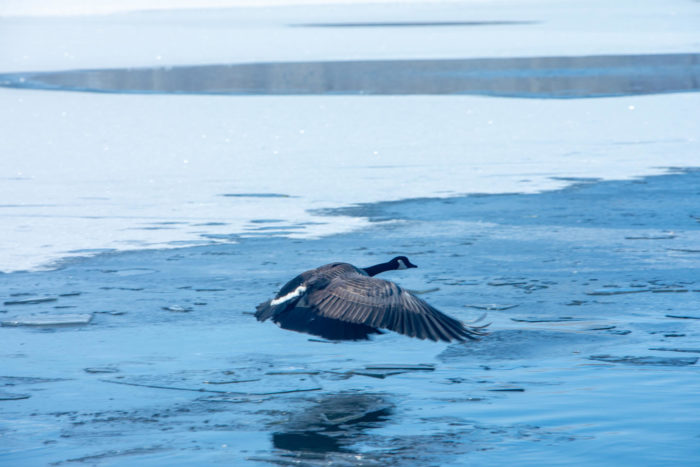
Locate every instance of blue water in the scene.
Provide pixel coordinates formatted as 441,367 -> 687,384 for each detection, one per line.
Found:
1,170 -> 699,465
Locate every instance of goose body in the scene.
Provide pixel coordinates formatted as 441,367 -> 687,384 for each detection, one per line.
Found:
255,256 -> 486,342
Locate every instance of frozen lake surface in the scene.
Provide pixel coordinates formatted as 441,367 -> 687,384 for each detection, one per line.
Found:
1,170 -> 700,465
1,0 -> 700,464
2,0 -> 700,273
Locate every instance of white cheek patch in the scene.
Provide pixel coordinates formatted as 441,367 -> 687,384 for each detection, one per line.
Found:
270,285 -> 307,306
397,259 -> 408,270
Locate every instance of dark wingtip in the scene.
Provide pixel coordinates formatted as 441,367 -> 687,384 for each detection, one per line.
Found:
456,321 -> 490,341
434,315 -> 490,343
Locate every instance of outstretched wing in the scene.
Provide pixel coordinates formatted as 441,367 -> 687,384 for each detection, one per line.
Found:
307,275 -> 486,342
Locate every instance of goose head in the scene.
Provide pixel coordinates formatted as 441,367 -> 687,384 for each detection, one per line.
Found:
391,256 -> 417,270
362,256 -> 418,276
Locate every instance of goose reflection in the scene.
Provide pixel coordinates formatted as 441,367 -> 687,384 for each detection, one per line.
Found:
272,392 -> 392,454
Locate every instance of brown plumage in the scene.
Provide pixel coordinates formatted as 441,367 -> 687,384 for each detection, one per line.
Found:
255,256 -> 488,342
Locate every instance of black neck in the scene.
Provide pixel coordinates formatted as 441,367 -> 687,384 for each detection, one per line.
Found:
362,261 -> 394,277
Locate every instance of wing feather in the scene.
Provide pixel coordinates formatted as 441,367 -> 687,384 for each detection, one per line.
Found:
420,309 -> 441,341
307,273 -> 485,342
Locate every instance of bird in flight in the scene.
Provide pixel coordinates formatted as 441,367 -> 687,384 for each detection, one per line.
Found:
255,256 -> 487,342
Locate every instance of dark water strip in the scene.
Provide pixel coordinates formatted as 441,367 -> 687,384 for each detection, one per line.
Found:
292,21 -> 539,28
1,53 -> 699,98
317,168 -> 700,229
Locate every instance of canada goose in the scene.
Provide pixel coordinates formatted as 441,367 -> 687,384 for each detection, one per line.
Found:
255,256 -> 487,342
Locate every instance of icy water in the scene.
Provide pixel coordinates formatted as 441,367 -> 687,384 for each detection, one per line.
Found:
3,53 -> 700,98
2,169 -> 699,465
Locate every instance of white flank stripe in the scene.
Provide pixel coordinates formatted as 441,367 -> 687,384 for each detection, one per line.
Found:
270,285 -> 307,306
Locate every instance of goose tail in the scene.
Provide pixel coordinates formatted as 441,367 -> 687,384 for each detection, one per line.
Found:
255,300 -> 278,322
255,293 -> 305,322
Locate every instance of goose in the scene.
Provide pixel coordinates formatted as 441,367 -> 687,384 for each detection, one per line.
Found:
255,256 -> 487,342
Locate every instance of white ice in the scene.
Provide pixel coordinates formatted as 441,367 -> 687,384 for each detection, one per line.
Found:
0,0 -> 699,272
1,0 -> 699,72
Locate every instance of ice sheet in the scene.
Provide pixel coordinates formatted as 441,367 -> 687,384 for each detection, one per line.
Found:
1,0 -> 699,73
0,0 -> 699,273
1,88 -> 698,272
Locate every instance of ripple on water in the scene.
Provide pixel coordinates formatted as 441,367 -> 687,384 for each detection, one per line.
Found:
3,297 -> 57,305
99,368 -> 322,396
0,391 -> 31,400
589,355 -> 698,366
1,313 -> 93,327
438,330 -> 611,362
649,347 -> 700,353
